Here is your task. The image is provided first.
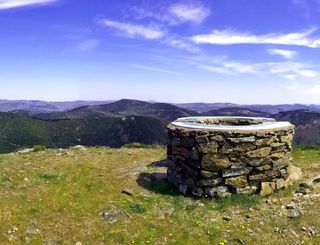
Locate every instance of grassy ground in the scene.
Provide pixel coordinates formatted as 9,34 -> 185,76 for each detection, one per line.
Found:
0,145 -> 319,244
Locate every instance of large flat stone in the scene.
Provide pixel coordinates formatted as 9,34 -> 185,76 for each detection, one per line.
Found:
246,147 -> 272,158
228,136 -> 255,143
225,176 -> 248,188
222,167 -> 253,177
249,170 -> 280,181
201,154 -> 231,171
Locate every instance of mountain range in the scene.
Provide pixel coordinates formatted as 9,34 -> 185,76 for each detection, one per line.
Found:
0,99 -> 319,152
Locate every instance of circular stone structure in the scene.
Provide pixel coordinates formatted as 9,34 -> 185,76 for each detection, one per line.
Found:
166,116 -> 295,197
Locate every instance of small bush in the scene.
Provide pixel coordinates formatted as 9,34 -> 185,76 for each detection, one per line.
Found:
33,145 -> 47,152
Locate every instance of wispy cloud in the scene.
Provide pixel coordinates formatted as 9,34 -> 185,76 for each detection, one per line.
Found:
0,0 -> 56,9
199,62 -> 258,75
77,39 -> 99,52
100,19 -> 165,40
191,28 -> 320,48
130,1 -> 210,26
168,2 -> 211,24
133,64 -> 184,76
191,55 -> 320,80
163,37 -> 201,53
268,49 -> 297,59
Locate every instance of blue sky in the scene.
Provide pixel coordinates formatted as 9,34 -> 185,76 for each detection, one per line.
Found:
1,0 -> 320,104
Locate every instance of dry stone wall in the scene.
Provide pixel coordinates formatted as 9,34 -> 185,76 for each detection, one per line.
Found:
167,117 -> 295,197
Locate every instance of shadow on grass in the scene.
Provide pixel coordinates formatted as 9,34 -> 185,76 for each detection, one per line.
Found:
137,159 -> 180,196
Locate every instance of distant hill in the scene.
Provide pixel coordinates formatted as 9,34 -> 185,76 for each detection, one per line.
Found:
176,102 -> 320,114
0,100 -> 114,113
174,103 -> 238,113
273,110 -> 320,146
1,99 -> 320,152
0,99 -> 199,152
0,112 -> 166,153
202,107 -> 269,117
59,99 -> 199,123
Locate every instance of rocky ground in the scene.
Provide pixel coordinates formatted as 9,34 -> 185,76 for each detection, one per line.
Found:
0,145 -> 319,244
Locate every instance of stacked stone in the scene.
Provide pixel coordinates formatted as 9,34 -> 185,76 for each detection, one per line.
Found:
167,118 -> 295,197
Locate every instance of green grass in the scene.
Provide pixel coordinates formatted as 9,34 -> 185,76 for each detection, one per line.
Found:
0,146 -> 319,244
33,145 -> 47,152
123,142 -> 160,148
214,194 -> 261,210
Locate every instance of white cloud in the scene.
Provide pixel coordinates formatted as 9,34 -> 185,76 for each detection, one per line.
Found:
163,38 -> 201,53
77,39 -> 99,52
101,19 -> 165,40
199,62 -> 257,75
168,2 -> 210,24
0,0 -> 56,9
268,49 -> 297,59
133,64 -> 184,76
296,69 -> 319,78
283,74 -> 297,80
192,55 -> 320,80
191,28 -> 320,48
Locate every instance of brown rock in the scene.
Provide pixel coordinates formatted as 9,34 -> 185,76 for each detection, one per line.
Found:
229,136 -> 255,143
197,142 -> 219,154
280,134 -> 293,145
200,170 -> 220,178
260,182 -> 276,196
210,135 -> 225,141
246,147 -> 272,158
254,137 -> 276,147
222,167 -> 253,177
273,159 -> 290,170
201,154 -> 231,171
248,157 -> 273,167
249,170 -> 280,181
235,185 -> 259,195
235,143 -> 256,152
197,177 -> 223,187
180,137 -> 195,148
255,164 -> 271,171
270,142 -> 286,147
219,141 -> 233,154
271,146 -> 288,153
270,152 -> 286,159
276,178 -> 287,190
225,176 -> 248,188
195,135 -> 209,144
